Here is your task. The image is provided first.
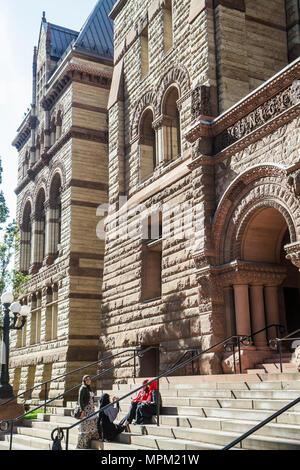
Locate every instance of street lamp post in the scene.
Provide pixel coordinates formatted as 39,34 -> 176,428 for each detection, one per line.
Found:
0,292 -> 29,399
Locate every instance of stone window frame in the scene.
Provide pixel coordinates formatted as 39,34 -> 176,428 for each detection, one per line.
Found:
45,284 -> 59,342
138,106 -> 157,182
19,199 -> 33,275
29,292 -> 42,346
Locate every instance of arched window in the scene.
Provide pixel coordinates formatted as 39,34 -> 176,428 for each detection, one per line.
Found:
20,201 -> 32,274
162,86 -> 181,161
49,174 -> 62,257
35,189 -> 46,264
139,108 -> 156,181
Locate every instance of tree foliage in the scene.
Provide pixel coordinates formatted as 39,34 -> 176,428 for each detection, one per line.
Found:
0,157 -> 30,303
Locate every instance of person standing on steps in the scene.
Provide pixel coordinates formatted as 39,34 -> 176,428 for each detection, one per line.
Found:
76,375 -> 100,449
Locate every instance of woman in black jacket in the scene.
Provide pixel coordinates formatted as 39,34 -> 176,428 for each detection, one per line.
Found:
97,393 -> 125,441
76,375 -> 100,449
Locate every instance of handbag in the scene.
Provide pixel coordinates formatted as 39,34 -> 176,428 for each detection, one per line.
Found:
51,427 -> 64,450
73,404 -> 82,419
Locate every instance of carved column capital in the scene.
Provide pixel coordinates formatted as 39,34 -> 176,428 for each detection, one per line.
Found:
285,242 -> 300,269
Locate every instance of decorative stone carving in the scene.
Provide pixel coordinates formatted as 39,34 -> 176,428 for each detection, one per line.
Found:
285,242 -> 300,269
191,85 -> 212,120
215,81 -> 300,154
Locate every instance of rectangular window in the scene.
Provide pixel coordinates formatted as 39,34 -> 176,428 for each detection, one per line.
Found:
163,0 -> 173,53
141,26 -> 149,78
46,286 -> 58,342
141,212 -> 163,301
30,293 -> 41,345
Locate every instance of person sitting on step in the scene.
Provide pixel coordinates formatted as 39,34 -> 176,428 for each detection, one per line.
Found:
119,379 -> 150,428
134,380 -> 159,425
97,393 -> 125,442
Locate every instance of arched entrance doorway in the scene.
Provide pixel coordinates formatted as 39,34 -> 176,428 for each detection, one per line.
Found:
237,206 -> 300,340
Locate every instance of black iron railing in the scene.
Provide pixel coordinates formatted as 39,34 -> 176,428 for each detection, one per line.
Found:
269,327 -> 300,373
222,395 -> 300,450
0,346 -> 159,450
0,346 -> 156,411
51,334 -> 253,450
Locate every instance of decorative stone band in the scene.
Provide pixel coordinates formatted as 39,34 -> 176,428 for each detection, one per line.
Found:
185,59 -> 300,163
285,242 -> 300,269
214,81 -> 300,156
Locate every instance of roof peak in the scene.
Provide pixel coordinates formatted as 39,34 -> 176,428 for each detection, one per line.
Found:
74,0 -> 116,59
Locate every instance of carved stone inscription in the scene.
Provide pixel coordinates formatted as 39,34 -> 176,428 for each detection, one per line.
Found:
214,82 -> 300,154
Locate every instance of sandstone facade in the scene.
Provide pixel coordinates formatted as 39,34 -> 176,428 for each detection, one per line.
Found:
10,4 -> 114,401
99,0 -> 300,383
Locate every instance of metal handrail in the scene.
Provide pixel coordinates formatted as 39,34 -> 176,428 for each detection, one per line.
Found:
51,334 -> 249,450
222,395 -> 300,450
0,346 -> 152,409
270,327 -> 300,373
246,323 -> 284,343
0,346 -> 158,450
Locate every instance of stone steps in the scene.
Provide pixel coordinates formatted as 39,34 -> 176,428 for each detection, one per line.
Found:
3,373 -> 300,450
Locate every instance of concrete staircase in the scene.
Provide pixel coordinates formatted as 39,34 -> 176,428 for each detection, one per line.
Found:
246,353 -> 298,374
1,373 -> 300,450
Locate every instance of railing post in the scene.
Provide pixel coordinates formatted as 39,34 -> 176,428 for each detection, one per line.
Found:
238,338 -> 242,374
279,340 -> 283,373
156,378 -> 160,427
65,428 -> 69,451
232,339 -> 236,374
44,383 -> 48,414
9,421 -> 13,451
133,351 -> 136,379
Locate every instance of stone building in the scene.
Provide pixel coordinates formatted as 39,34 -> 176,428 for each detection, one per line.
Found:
100,0 -> 300,381
10,0 -> 115,400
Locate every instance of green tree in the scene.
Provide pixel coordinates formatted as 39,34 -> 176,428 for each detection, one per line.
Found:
0,157 -> 30,330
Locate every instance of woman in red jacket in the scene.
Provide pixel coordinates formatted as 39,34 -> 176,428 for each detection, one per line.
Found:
119,379 -> 150,426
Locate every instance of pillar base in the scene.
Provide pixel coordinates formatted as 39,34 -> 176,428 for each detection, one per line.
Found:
0,399 -> 24,424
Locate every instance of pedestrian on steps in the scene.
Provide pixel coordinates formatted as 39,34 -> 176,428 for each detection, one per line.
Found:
76,375 -> 100,449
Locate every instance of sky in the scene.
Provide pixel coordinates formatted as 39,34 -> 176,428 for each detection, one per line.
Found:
0,0 -> 98,224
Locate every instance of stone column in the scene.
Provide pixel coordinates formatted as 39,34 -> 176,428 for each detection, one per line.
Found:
264,286 -> 281,340
153,117 -> 164,165
224,286 -> 235,337
250,285 -> 268,349
233,284 -> 251,336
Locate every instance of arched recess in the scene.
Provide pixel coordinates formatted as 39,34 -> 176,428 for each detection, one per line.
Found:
20,200 -> 32,274
156,65 -> 190,117
211,164 -> 300,345
47,173 -> 63,258
139,108 -> 156,181
162,85 -> 181,162
34,188 -> 46,265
